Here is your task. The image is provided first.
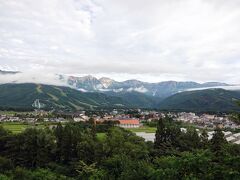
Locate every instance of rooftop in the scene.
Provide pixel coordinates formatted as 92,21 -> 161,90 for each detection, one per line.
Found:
118,119 -> 140,125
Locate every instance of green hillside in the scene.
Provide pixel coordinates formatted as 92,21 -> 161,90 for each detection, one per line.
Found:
103,91 -> 161,108
0,83 -> 129,111
1,84 -> 240,112
158,89 -> 240,112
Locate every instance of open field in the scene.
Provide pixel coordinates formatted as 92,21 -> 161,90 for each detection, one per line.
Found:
0,122 -> 48,134
128,126 -> 157,133
1,123 -> 28,133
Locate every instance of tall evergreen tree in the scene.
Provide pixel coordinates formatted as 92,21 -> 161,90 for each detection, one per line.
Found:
88,117 -> 96,139
179,127 -> 201,151
200,129 -> 209,149
210,127 -> 227,156
154,117 -> 181,155
154,118 -> 165,149
54,123 -> 63,162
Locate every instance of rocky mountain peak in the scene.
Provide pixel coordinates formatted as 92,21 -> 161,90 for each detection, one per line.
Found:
99,77 -> 114,88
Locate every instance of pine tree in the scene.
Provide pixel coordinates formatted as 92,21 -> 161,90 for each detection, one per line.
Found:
210,127 -> 227,156
180,127 -> 201,151
154,118 -> 165,149
89,117 -> 96,139
154,117 -> 181,155
200,129 -> 209,149
54,123 -> 63,162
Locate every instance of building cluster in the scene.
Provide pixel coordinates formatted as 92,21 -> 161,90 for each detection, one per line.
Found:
176,112 -> 239,129
73,110 -> 142,128
0,110 -> 143,128
1,110 -> 239,131
0,114 -> 36,123
0,114 -> 67,123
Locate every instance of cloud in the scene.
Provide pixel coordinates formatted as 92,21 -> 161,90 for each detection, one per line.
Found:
0,0 -> 240,83
0,69 -> 66,86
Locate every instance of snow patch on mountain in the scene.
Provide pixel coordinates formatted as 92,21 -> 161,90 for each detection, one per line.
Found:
113,88 -> 123,92
77,88 -> 88,92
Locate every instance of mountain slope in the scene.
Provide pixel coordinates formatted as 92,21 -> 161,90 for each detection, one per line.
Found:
0,83 -> 160,111
103,91 -> 162,108
158,89 -> 240,112
0,83 -> 131,110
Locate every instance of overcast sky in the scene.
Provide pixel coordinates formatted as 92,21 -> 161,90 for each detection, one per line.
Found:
0,0 -> 240,83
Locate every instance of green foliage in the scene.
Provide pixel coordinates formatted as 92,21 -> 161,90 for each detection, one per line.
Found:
5,128 -> 56,168
231,113 -> 240,125
55,123 -> 82,163
10,167 -> 71,180
0,126 -> 11,136
153,150 -> 214,179
0,174 -> 10,180
104,127 -> 149,159
210,127 -> 227,156
77,129 -> 100,164
154,117 -> 182,155
0,156 -> 13,173
0,119 -> 239,179
231,100 -> 240,125
179,127 -> 201,151
200,129 -> 209,149
74,161 -> 105,180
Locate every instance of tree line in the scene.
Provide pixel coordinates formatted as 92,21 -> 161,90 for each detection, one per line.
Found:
0,117 -> 240,179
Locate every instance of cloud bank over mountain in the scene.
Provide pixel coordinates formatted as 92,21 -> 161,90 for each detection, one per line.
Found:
0,0 -> 240,83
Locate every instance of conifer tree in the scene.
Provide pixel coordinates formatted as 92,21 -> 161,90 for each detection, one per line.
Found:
210,127 -> 227,156
200,129 -> 209,149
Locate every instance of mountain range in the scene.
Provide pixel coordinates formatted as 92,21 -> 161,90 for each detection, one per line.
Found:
61,75 -> 230,98
0,83 -> 239,112
0,73 -> 239,112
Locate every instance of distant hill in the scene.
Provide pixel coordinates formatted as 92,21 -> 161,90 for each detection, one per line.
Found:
158,89 -> 240,112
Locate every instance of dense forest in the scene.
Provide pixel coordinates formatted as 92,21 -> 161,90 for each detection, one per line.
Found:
0,117 -> 240,179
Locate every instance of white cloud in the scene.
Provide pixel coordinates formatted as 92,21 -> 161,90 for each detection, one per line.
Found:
0,0 -> 240,83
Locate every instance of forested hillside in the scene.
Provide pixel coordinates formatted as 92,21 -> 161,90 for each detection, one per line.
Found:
159,89 -> 240,112
0,83 -> 127,110
0,84 -> 240,112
